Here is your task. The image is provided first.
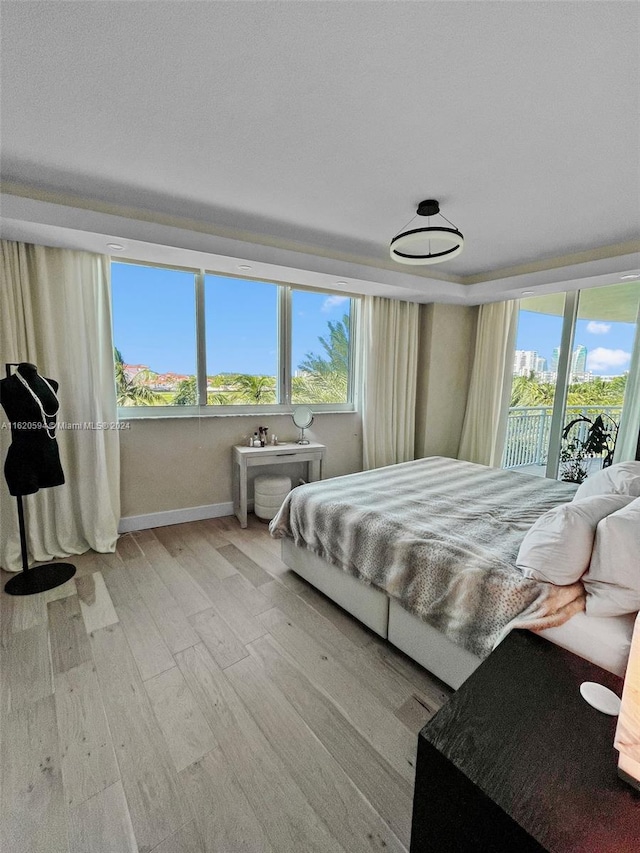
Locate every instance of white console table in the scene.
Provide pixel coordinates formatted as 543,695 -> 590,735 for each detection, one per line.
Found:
232,442 -> 326,528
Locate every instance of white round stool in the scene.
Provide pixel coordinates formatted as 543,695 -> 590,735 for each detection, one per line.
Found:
254,473 -> 291,521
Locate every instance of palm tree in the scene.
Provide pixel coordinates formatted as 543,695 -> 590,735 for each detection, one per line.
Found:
113,347 -> 162,406
298,314 -> 350,376
174,376 -> 198,405
231,374 -> 276,403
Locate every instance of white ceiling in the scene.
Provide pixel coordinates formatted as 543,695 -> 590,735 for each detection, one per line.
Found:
1,1 -> 639,298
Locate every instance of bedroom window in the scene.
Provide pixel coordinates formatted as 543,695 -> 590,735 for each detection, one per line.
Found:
111,261 -> 356,414
291,289 -> 351,405
503,280 -> 640,480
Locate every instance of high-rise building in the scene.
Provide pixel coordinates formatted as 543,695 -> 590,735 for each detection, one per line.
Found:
572,345 -> 587,375
513,350 -> 540,376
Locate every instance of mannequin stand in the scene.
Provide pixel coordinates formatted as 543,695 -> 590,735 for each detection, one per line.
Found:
4,493 -> 76,595
3,362 -> 76,595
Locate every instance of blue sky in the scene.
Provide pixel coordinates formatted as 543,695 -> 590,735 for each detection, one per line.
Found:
111,263 -> 350,375
516,310 -> 637,376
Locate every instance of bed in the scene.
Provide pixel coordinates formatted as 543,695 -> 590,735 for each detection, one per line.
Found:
270,456 -> 636,688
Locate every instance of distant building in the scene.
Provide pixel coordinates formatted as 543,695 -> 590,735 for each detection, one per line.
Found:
549,345 -> 590,382
572,345 -> 587,376
513,350 -> 540,376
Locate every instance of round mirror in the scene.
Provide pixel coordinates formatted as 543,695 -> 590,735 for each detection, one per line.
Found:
291,406 -> 313,445
292,406 -> 314,429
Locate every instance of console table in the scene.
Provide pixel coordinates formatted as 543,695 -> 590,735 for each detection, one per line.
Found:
411,630 -> 639,852
232,442 -> 325,528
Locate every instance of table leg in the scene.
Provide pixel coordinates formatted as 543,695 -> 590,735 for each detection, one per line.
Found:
309,457 -> 322,482
233,458 -> 248,528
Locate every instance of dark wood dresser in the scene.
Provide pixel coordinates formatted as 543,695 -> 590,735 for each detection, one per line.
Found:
410,630 -> 640,852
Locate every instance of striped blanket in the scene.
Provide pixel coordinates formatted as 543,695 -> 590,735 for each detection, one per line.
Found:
270,456 -> 585,658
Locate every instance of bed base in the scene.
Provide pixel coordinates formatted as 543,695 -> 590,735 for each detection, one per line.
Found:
281,539 -> 482,689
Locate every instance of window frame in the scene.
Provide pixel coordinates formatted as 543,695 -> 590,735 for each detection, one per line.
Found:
112,260 -> 358,418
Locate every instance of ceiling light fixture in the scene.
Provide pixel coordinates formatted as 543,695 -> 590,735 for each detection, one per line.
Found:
390,199 -> 464,265
107,243 -> 125,251
620,274 -> 639,280
522,291 -> 534,295
238,264 -> 252,270
336,281 -> 348,286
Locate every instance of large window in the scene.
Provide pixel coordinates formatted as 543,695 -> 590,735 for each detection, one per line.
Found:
502,280 -> 640,481
111,262 -> 355,412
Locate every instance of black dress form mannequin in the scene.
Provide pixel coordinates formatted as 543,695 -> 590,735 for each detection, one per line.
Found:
0,362 -> 65,495
0,362 -> 75,594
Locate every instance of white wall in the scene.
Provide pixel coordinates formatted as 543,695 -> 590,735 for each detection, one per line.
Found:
119,411 -> 362,520
416,303 -> 477,459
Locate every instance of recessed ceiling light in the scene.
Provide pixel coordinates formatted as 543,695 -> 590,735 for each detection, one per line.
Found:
336,281 -> 348,286
620,274 -> 639,280
521,290 -> 534,295
238,264 -> 252,270
107,243 -> 125,251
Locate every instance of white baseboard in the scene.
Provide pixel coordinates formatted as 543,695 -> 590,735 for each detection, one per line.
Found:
118,501 -> 235,533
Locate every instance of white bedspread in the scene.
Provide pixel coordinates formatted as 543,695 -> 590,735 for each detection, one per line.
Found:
270,456 -> 584,657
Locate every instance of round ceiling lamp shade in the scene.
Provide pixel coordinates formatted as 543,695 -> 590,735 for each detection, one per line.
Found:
390,199 -> 464,265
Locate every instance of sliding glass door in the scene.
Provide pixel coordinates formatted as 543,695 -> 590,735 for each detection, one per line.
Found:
502,280 -> 640,483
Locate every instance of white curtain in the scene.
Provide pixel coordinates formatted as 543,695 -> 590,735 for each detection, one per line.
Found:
361,295 -> 420,470
614,303 -> 640,463
0,241 -> 120,571
458,300 -> 519,467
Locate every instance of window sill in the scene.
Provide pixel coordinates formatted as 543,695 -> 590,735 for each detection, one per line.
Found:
117,404 -> 357,420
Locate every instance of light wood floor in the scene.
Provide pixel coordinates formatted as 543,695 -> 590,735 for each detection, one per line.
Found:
0,516 -> 451,853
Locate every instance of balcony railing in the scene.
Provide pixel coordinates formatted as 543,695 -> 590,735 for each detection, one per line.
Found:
502,405 -> 622,470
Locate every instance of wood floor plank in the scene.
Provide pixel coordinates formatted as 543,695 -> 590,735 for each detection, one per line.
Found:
89,623 -> 193,853
226,654 -> 407,853
299,584 -> 376,648
394,694 -> 438,734
1,695 -> 69,853
55,661 -> 120,808
1,575 -> 77,638
137,532 -> 212,617
259,607 -> 417,784
127,555 -> 199,653
160,525 -> 237,581
149,820 -> 204,853
115,533 -> 144,563
189,607 -> 249,669
220,572 -> 272,616
261,580 -> 416,711
217,542 -> 273,587
191,519 -> 229,550
68,781 -> 137,853
1,620 -> 52,713
75,572 -> 119,634
145,666 -> 217,773
180,748 -> 275,853
175,643 -> 346,853
226,530 -> 309,592
48,595 -> 93,675
248,635 -> 414,848
103,567 -> 175,681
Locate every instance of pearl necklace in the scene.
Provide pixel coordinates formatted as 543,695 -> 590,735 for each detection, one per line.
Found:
15,369 -> 59,439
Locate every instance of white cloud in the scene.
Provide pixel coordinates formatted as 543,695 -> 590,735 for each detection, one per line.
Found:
586,321 -> 611,335
586,347 -> 631,372
321,295 -> 349,313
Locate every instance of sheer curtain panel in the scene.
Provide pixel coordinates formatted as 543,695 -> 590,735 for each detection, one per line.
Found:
458,300 -> 519,467
361,295 -> 420,470
614,305 -> 640,463
0,241 -> 120,572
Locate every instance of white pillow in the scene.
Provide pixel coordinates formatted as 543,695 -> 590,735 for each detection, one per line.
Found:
574,461 -> 640,500
583,497 -> 640,617
516,494 -> 634,585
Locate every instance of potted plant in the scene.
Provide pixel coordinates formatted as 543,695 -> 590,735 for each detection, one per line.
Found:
559,413 -> 619,483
